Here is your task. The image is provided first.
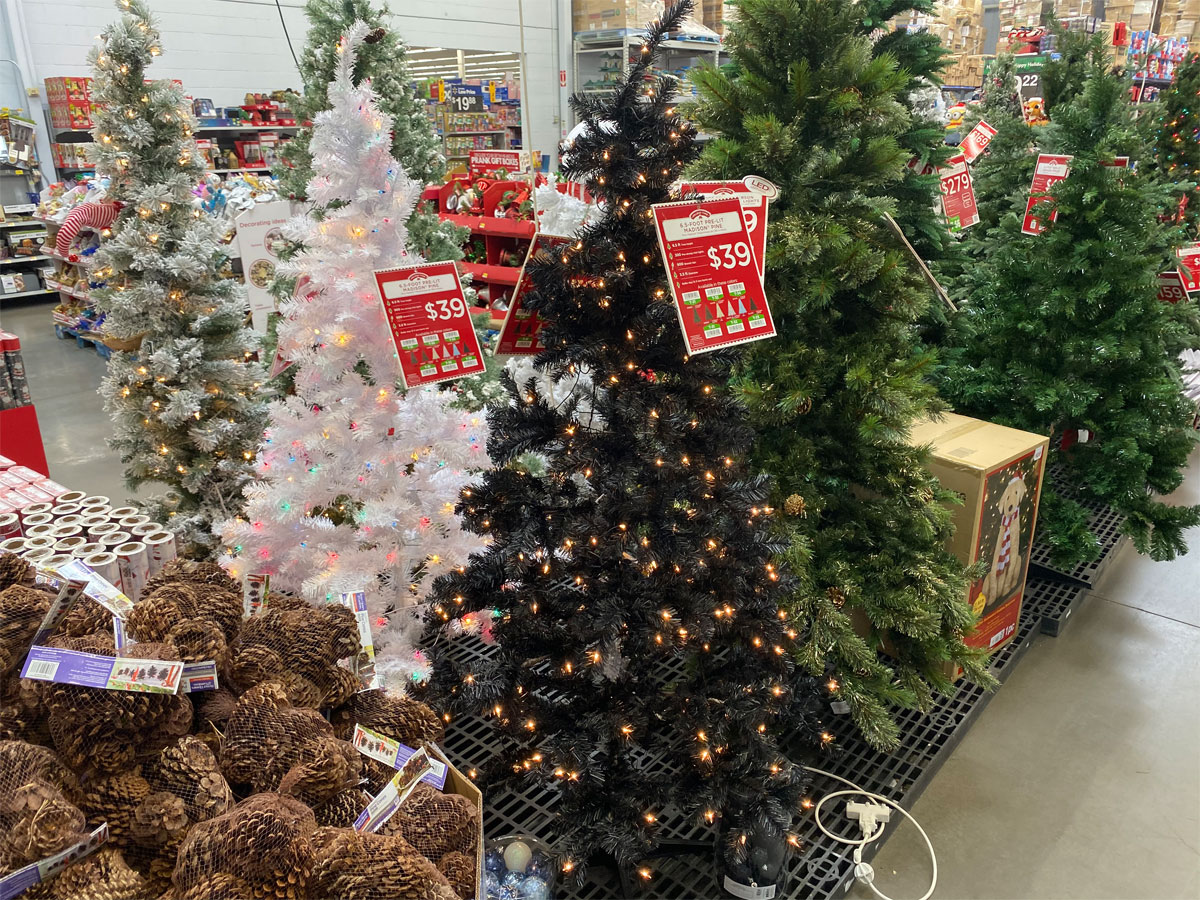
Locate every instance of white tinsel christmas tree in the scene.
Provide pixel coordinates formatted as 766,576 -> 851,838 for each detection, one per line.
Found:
88,0 -> 267,557
220,22 -> 486,688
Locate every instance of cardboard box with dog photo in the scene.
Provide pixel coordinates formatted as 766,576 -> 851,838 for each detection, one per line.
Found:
910,413 -> 1049,660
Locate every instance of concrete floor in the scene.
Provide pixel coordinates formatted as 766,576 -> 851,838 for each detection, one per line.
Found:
2,299 -> 1199,899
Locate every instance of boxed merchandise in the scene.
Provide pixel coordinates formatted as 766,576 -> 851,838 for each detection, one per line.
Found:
0,273 -> 31,296
573,0 -> 666,34
910,413 -> 1049,658
4,227 -> 47,257
44,76 -> 96,129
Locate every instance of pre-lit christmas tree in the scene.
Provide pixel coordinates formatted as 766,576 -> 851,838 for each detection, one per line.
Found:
690,0 -> 994,750
421,2 -> 825,882
89,0 -> 267,557
1152,51 -> 1200,231
221,22 -> 486,688
942,49 -> 1200,565
278,0 -> 465,262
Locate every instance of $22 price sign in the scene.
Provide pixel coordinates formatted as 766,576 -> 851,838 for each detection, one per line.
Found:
938,154 -> 978,231
374,261 -> 485,388
652,197 -> 776,355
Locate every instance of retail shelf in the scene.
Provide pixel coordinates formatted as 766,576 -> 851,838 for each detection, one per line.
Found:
0,255 -> 50,266
442,212 -> 536,238
58,166 -> 96,173
0,219 -> 37,229
445,130 -> 507,136
458,261 -> 523,285
194,124 -> 300,132
205,167 -> 272,174
0,288 -> 56,300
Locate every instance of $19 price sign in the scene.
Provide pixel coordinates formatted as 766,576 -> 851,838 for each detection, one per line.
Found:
652,197 -> 776,355
938,154 -> 978,231
374,261 -> 486,388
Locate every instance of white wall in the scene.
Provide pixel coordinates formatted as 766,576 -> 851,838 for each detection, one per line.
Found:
18,0 -> 569,167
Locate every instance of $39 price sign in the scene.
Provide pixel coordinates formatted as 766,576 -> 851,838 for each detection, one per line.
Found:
937,154 -> 978,231
652,197 -> 776,355
374,261 -> 486,388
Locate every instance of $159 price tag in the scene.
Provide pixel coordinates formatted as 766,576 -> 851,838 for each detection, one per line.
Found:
374,261 -> 486,388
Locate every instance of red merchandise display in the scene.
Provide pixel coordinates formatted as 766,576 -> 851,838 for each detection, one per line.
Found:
938,154 -> 979,231
1022,153 -> 1073,236
652,197 -> 776,355
0,406 -> 49,478
495,234 -> 568,356
374,261 -> 487,387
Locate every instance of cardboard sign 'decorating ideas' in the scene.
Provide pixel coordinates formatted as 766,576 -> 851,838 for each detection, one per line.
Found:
959,120 -> 997,163
374,261 -> 486,388
469,149 -> 523,180
652,197 -> 776,355
234,199 -> 292,333
1177,243 -> 1200,294
938,154 -> 979,231
677,177 -> 773,285
495,234 -> 569,356
1021,154 -> 1073,236
1158,270 -> 1188,303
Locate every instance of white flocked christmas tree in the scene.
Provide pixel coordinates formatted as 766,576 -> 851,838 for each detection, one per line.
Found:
220,22 -> 486,688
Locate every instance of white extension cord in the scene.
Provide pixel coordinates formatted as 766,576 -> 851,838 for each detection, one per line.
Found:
801,765 -> 938,900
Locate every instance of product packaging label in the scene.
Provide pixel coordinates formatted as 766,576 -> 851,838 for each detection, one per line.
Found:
495,235 -> 568,356
652,197 -> 776,355
353,746 -> 435,833
938,154 -> 979,231
243,573 -> 269,617
180,660 -> 220,693
351,724 -> 448,789
0,824 -> 108,900
1021,154 -> 1073,236
21,646 -> 184,694
468,149 -> 523,180
53,558 -> 133,619
1176,243 -> 1200,293
375,261 -> 486,387
678,177 -> 774,285
959,120 -> 998,163
29,574 -> 87,647
336,591 -> 380,690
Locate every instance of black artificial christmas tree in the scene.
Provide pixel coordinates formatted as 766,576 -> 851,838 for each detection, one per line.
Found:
689,0 -> 994,751
421,1 -> 825,885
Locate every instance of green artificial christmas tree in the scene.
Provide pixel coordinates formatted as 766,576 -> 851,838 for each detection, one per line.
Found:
690,0 -> 994,751
1151,51 -> 1200,232
942,49 -> 1200,565
88,0 -> 267,557
421,2 -> 826,882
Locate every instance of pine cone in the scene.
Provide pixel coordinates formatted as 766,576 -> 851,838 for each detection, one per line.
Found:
186,586 -> 243,642
278,670 -> 324,709
386,782 -> 479,860
2,784 -> 86,862
166,618 -> 228,667
330,689 -> 445,747
178,872 -> 255,900
78,772 -> 152,843
195,688 -> 238,731
0,553 -> 32,591
277,736 -> 361,807
364,26 -> 386,44
132,791 -> 189,848
783,493 -> 806,517
321,665 -> 361,710
311,788 -> 368,828
128,585 -> 199,642
62,597 -> 113,638
310,828 -> 458,900
826,587 -> 846,609
220,683 -> 335,793
438,851 -> 477,900
144,737 -> 232,822
230,643 -> 286,689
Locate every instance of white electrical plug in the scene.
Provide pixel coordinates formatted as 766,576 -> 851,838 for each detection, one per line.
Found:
846,800 -> 892,840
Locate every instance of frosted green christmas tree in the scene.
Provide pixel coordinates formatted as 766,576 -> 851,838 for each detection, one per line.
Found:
88,0 -> 267,557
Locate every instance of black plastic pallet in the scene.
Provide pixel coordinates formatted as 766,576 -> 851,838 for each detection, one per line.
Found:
1029,466 -> 1127,587
1023,575 -> 1088,637
439,628 -> 1022,900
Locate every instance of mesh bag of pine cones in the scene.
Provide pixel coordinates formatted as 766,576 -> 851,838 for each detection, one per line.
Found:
0,552 -> 481,900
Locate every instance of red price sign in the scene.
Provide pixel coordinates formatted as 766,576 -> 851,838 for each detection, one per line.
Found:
469,149 -> 523,180
652,197 -> 776,355
374,261 -> 486,388
1157,270 -> 1188,303
678,179 -> 770,285
1176,243 -> 1200,294
907,156 -> 937,176
959,120 -> 997,163
938,154 -> 978,231
495,234 -> 568,356
1022,153 -> 1072,236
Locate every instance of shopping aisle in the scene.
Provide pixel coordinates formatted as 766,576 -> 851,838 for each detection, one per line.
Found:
1,302 -> 133,502
5,297 -> 1199,899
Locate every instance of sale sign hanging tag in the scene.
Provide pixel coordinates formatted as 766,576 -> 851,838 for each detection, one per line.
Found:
1021,154 -> 1073,236
678,179 -> 770,285
938,154 -> 978,231
495,234 -> 568,356
1176,243 -> 1200,294
959,120 -> 997,163
374,261 -> 486,388
652,197 -> 776,355
1157,270 -> 1188,303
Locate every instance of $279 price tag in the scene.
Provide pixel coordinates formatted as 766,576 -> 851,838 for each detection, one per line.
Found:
374,261 -> 486,388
